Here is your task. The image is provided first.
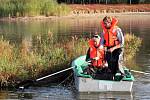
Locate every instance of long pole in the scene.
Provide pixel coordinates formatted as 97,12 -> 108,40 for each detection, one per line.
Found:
130,70 -> 150,75
36,67 -> 73,81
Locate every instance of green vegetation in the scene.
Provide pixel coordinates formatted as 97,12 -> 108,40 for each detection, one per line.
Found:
124,34 -> 142,62
0,0 -> 70,17
0,33 -> 88,87
0,33 -> 141,87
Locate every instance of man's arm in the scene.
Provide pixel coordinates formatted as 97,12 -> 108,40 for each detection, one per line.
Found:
117,28 -> 124,48
109,28 -> 124,52
100,32 -> 105,46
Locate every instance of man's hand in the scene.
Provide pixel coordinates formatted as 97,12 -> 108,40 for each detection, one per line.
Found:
87,60 -> 92,65
93,57 -> 99,60
109,47 -> 115,52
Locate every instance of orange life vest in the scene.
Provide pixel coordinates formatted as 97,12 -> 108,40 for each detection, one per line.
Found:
88,39 -> 105,68
101,18 -> 120,47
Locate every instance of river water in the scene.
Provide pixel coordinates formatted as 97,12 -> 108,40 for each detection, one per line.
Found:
0,14 -> 150,99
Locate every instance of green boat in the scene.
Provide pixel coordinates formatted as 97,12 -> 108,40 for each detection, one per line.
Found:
71,55 -> 134,92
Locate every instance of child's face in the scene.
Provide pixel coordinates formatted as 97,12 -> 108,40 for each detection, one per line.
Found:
104,21 -> 112,29
93,37 -> 100,46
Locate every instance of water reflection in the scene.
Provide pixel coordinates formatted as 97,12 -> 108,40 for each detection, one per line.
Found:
14,86 -> 76,100
133,74 -> 150,99
77,92 -> 133,100
0,86 -> 134,100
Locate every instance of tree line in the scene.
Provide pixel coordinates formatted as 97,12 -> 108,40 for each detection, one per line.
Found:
57,0 -> 150,4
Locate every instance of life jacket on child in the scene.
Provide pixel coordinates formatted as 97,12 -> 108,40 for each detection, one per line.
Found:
88,35 -> 105,68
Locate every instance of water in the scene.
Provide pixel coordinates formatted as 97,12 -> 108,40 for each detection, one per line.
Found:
0,14 -> 150,99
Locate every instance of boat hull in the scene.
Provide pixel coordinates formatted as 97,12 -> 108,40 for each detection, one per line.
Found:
74,74 -> 133,92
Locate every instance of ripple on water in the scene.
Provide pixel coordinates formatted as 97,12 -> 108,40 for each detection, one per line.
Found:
133,75 -> 150,100
5,86 -> 75,100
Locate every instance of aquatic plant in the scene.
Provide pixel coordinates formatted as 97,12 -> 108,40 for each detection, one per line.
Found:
124,33 -> 142,61
0,33 -> 141,87
0,0 -> 70,17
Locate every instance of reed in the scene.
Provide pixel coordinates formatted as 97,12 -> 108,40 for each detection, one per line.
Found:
124,33 -> 142,69
0,0 -> 70,17
0,33 -> 141,87
124,33 -> 142,61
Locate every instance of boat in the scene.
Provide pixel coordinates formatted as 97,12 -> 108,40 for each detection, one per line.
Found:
71,55 -> 134,92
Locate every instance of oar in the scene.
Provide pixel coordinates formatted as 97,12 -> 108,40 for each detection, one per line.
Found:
16,67 -> 73,89
130,70 -> 150,75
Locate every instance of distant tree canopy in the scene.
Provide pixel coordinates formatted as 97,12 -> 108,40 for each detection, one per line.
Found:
57,0 -> 150,4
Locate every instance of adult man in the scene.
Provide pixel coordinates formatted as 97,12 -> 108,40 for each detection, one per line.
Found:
100,16 -> 124,76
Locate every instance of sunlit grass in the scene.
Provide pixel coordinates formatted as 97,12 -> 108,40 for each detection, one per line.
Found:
124,33 -> 142,69
0,0 -> 71,17
124,33 -> 142,61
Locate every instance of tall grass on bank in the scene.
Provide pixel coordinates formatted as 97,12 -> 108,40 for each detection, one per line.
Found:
0,33 -> 88,87
124,34 -> 142,67
0,0 -> 70,17
124,34 -> 142,61
0,33 -> 141,87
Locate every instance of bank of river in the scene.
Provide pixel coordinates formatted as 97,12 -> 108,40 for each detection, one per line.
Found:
0,12 -> 150,22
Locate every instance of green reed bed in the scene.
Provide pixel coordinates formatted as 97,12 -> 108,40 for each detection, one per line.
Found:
124,34 -> 142,61
0,33 -> 88,87
0,33 -> 141,87
0,0 -> 70,17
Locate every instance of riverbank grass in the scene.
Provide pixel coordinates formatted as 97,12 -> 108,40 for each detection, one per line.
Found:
124,34 -> 142,61
0,33 -> 141,87
0,0 -> 70,17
